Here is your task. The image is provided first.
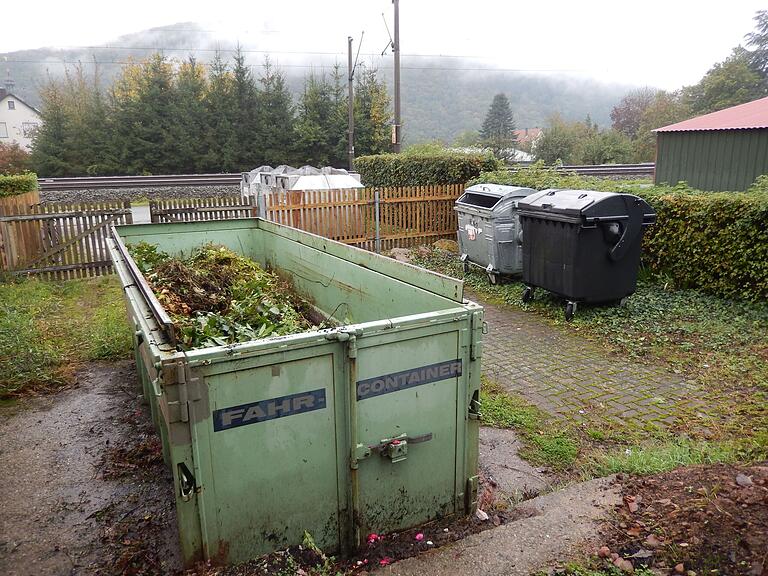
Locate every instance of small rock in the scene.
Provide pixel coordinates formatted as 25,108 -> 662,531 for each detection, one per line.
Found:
675,563 -> 685,574
687,571 -> 697,576
644,534 -> 662,548
426,540 -> 433,546
475,509 -> 489,521
735,473 -> 753,487
598,546 -> 611,558
492,515 -> 501,526
443,528 -> 449,533
613,558 -> 634,573
611,552 -> 620,561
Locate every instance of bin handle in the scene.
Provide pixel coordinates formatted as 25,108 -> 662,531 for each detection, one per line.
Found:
609,197 -> 644,262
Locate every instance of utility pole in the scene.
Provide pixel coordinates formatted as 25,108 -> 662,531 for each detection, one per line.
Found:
392,0 -> 401,153
347,36 -> 355,171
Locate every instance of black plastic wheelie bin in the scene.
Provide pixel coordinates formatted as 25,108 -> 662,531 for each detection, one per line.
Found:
517,188 -> 656,320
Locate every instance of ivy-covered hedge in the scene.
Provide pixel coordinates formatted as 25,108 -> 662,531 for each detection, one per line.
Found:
356,152 -> 501,187
472,163 -> 768,301
0,173 -> 38,198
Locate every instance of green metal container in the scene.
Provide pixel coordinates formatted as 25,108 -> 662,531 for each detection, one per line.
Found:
107,218 -> 483,567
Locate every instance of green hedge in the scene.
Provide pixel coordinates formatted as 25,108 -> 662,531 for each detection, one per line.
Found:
0,173 -> 38,198
472,163 -> 768,301
356,152 -> 501,187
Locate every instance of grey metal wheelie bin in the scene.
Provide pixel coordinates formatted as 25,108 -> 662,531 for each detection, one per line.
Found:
517,189 -> 656,320
455,184 -> 535,284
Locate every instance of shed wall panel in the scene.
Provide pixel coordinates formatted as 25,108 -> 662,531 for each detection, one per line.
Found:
654,128 -> 768,191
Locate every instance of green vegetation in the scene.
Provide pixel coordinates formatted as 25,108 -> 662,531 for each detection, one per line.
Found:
481,378 -> 579,470
0,172 -> 37,197
472,163 -> 768,301
0,143 -> 32,175
355,150 -> 500,186
128,243 -> 312,349
0,276 -> 133,398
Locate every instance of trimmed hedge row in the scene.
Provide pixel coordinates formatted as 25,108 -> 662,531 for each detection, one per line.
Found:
356,152 -> 501,187
472,163 -> 768,301
0,173 -> 38,198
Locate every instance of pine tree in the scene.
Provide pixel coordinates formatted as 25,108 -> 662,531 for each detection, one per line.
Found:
202,52 -> 237,172
353,65 -> 392,157
480,93 -> 517,161
231,46 -> 260,170
255,57 -> 295,166
173,57 -> 209,174
294,70 -> 347,167
30,78 -> 71,177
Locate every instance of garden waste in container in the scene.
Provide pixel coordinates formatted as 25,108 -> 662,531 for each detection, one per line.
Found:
107,218 -> 483,567
517,188 -> 656,320
454,184 -> 535,284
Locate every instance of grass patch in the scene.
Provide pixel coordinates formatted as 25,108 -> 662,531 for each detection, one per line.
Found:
481,377 -> 579,470
0,276 -> 132,398
583,438 -> 764,477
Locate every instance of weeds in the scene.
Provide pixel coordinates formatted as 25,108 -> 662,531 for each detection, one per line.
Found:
0,276 -> 132,397
481,377 -> 579,470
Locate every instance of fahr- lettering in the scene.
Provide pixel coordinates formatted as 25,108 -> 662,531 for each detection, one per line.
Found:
214,388 -> 326,431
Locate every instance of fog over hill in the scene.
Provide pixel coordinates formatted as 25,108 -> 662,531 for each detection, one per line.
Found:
2,23 -> 635,145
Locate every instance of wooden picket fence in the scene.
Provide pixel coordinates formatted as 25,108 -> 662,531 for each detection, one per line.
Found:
265,184 -> 462,250
0,184 -> 463,279
0,201 -> 132,279
150,196 -> 252,223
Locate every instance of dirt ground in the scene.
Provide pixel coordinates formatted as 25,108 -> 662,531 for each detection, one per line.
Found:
0,361 -> 181,576
599,464 -> 768,576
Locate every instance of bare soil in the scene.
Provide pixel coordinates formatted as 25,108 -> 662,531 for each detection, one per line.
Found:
599,464 -> 768,575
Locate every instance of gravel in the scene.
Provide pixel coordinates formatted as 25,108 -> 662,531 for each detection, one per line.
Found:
40,185 -> 241,204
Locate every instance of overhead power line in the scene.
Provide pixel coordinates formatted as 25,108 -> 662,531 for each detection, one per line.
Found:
4,58 -> 580,74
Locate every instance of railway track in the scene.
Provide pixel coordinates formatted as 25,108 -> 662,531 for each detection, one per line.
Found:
37,164 -> 655,191
38,173 -> 243,191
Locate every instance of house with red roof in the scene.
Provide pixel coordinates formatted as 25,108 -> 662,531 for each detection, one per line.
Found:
653,96 -> 768,191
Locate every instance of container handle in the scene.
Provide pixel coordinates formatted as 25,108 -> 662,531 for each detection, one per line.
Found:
609,197 -> 644,262
150,377 -> 163,398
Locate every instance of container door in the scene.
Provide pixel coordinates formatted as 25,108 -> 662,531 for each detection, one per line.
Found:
354,328 -> 460,537
201,351 -> 342,563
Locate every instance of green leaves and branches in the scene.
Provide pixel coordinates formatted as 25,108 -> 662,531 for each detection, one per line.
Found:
355,150 -> 500,186
0,172 -> 38,197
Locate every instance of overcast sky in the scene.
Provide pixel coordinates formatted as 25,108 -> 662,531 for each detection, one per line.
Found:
2,1 -> 764,90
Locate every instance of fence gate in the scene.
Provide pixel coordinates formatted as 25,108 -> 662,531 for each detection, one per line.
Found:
150,196 -> 253,223
0,201 -> 133,280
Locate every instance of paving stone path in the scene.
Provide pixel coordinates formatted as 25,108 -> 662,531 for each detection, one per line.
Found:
476,295 -> 701,425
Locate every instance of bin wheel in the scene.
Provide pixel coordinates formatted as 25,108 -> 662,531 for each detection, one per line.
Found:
487,273 -> 499,285
522,287 -> 534,303
565,301 -> 577,322
463,261 -> 470,274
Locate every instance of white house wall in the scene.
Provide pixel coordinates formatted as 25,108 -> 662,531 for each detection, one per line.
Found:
0,96 -> 41,151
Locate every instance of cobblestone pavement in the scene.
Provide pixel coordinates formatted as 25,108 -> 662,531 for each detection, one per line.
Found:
476,294 -> 701,425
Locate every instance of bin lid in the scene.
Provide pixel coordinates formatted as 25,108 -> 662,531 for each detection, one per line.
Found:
456,184 -> 535,210
518,189 -> 655,223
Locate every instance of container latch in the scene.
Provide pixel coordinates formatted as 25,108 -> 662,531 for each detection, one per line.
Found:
356,432 -> 433,464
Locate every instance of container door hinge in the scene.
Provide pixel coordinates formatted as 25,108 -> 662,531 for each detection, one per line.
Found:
470,312 -> 485,360
168,360 -> 201,423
